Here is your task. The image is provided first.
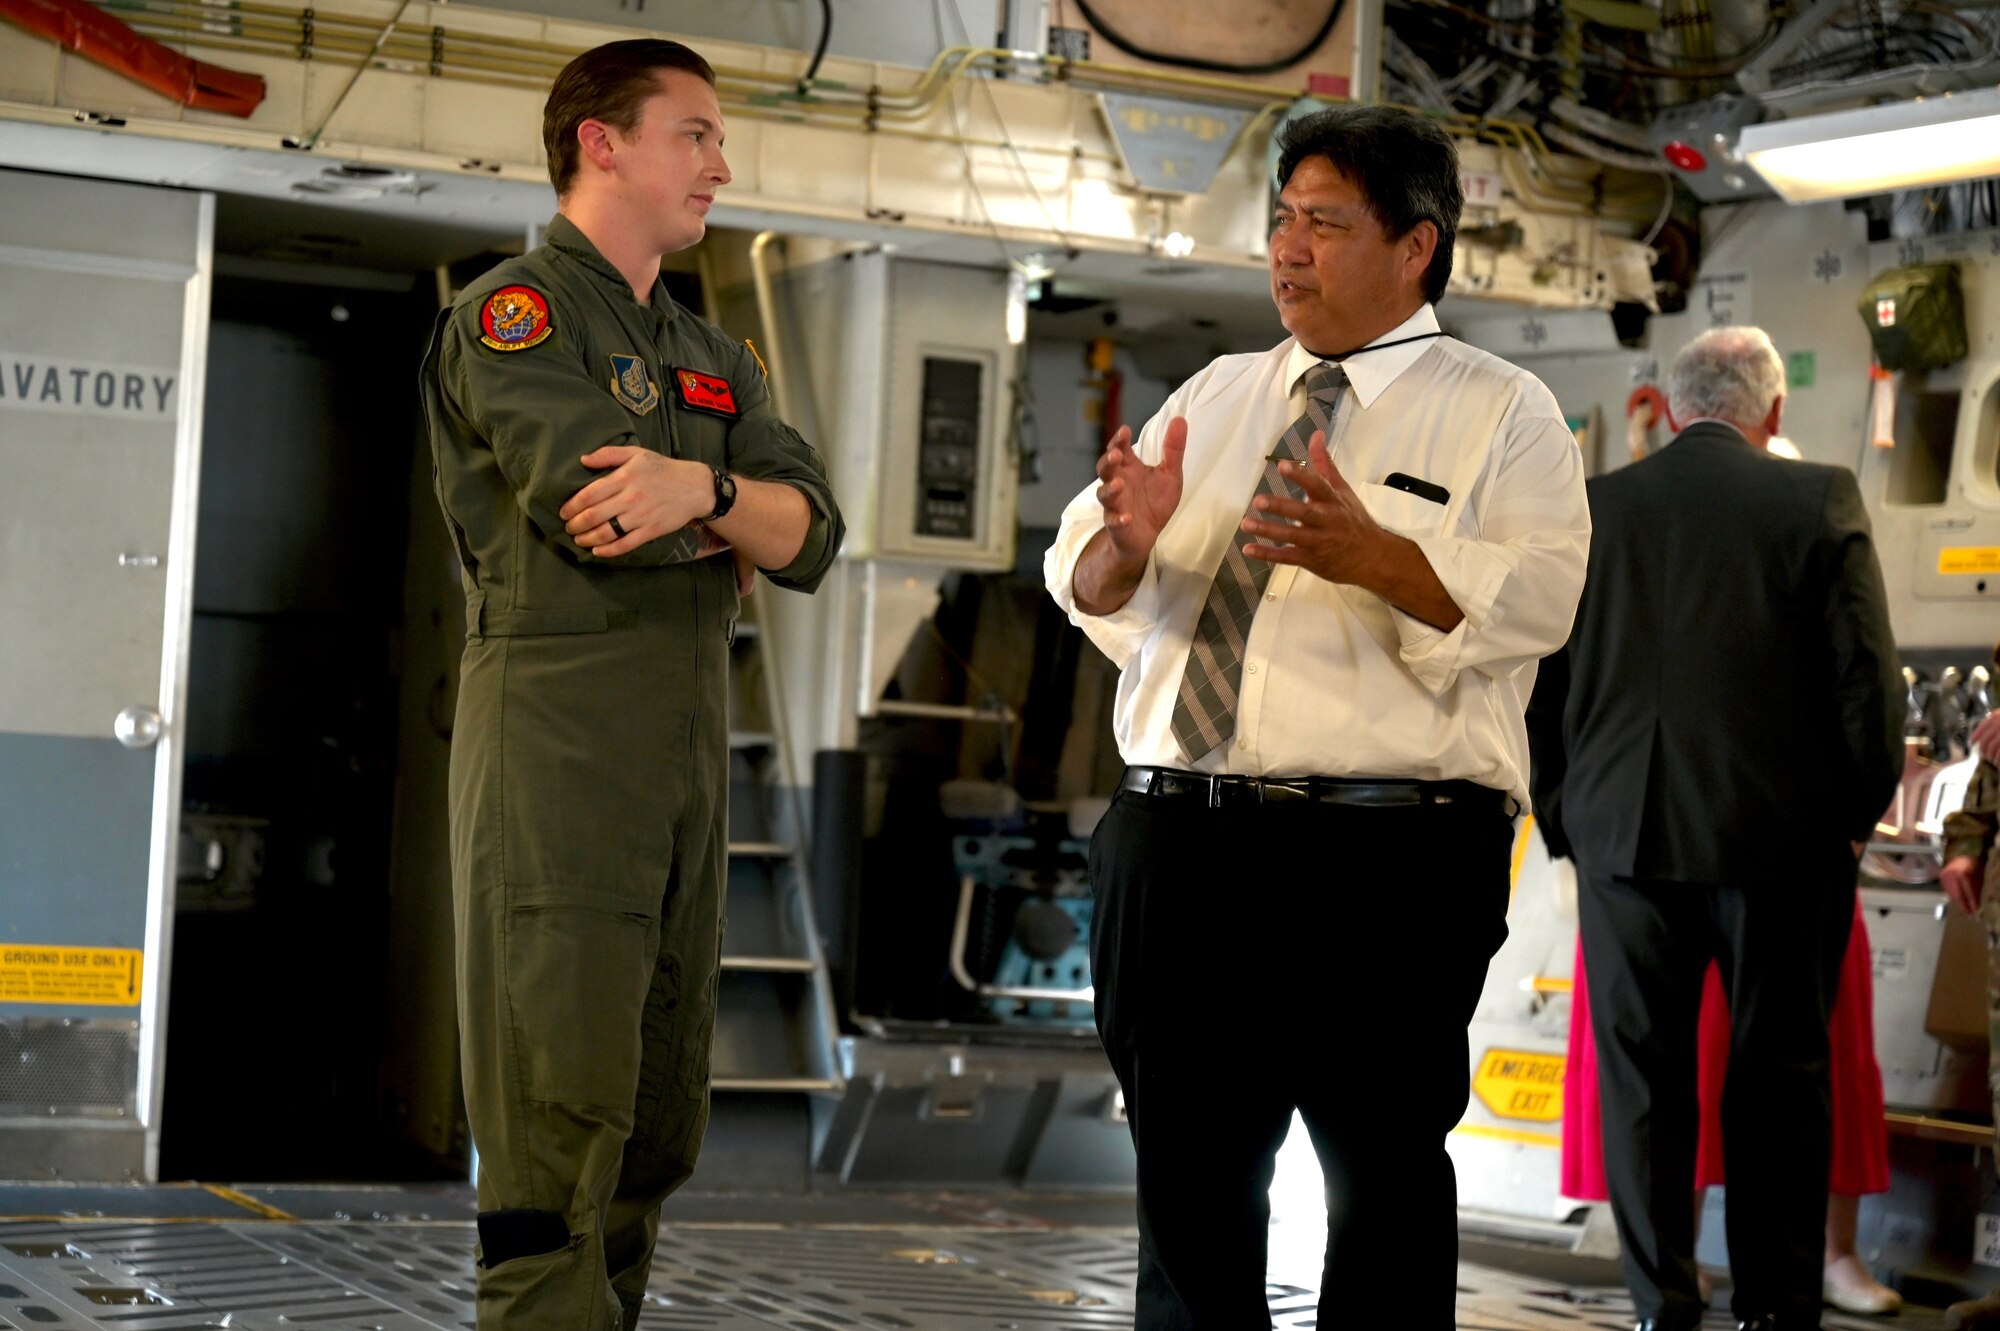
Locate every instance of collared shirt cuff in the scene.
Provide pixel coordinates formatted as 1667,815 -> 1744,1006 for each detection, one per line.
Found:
1391,536 -> 1511,695
1047,530 -> 1161,671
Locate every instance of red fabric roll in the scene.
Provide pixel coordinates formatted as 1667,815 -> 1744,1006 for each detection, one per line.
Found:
0,0 -> 266,116
1561,895 -> 1890,1200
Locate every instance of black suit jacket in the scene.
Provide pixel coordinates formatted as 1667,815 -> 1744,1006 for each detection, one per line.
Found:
1527,423 -> 1902,883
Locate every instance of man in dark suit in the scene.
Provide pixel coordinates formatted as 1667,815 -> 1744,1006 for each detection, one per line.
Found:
1528,325 -> 1902,1331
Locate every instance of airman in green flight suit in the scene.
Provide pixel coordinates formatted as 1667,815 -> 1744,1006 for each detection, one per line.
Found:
418,37 -> 842,1331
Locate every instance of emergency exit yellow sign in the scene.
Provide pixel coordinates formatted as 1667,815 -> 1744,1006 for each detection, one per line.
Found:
0,945 -> 143,1005
1472,1048 -> 1565,1122
1939,546 -> 2000,575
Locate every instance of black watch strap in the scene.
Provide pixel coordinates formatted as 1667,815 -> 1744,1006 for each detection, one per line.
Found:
706,467 -> 738,521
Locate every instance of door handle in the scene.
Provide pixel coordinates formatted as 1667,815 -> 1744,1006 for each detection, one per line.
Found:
114,706 -> 164,749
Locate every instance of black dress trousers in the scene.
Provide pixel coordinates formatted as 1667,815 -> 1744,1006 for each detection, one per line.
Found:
1578,866 -> 1856,1328
1088,783 -> 1514,1329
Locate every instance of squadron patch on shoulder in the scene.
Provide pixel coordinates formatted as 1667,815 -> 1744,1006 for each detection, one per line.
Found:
608,354 -> 661,415
478,285 -> 553,352
672,367 -> 738,417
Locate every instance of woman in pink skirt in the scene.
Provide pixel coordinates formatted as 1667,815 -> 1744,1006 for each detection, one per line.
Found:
1563,895 -> 1898,1314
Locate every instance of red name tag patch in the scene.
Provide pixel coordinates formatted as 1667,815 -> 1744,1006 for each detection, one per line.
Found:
672,367 -> 738,416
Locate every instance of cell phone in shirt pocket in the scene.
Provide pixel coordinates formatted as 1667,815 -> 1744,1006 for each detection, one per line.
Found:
1382,471 -> 1450,505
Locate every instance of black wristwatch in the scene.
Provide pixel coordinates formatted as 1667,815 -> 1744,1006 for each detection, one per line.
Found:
706,466 -> 738,521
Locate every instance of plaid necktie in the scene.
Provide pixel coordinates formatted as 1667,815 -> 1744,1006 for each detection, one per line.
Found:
1170,360 -> 1347,762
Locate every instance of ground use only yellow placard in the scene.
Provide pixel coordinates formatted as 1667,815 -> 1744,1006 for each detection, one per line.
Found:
0,945 -> 143,1005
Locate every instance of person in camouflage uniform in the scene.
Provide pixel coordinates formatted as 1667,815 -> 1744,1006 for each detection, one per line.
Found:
1941,689 -> 2000,1329
418,37 -> 843,1331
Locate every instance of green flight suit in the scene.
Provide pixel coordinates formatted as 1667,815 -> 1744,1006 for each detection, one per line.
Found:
418,214 -> 842,1331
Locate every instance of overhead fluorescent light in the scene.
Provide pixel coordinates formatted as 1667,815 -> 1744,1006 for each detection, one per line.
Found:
1740,86 -> 2000,203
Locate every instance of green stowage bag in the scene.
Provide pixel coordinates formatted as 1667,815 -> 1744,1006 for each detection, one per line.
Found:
1859,262 -> 1968,372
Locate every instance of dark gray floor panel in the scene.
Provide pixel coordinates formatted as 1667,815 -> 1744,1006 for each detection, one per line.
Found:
0,1187 -> 253,1222
0,1217 -> 1951,1330
231,1186 -> 479,1223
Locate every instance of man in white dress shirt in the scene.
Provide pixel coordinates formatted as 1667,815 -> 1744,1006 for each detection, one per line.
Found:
1044,104 -> 1591,1327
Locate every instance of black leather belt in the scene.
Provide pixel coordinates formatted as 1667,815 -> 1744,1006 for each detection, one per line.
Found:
1118,765 -> 1504,811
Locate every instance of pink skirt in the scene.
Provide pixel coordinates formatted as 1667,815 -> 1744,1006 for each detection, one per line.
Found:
1561,895 -> 1891,1200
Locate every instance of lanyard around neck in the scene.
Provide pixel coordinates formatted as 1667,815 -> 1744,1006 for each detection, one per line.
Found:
1328,330 -> 1445,362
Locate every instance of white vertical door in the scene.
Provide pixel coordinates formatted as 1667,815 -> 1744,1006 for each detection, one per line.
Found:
0,169 -> 211,1180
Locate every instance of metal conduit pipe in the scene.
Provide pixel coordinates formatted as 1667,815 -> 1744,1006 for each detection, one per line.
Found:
741,230 -> 814,844
120,18 -> 1002,123
129,31 -> 1640,217
1493,156 -> 1651,222
1482,133 -> 1661,217
107,14 -> 1000,119
119,22 -> 1116,163
1543,123 -> 1670,176
292,0 -> 415,149
106,0 -> 1664,223
117,31 -> 1655,221
1550,93 -> 1655,152
119,17 -> 1115,163
747,232 -> 801,440
106,3 -> 1299,122
107,1 -> 1394,132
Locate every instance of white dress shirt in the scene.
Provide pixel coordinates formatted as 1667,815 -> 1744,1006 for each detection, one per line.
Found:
1043,305 -> 1590,805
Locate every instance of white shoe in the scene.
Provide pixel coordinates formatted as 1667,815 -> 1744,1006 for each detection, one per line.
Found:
1823,1254 -> 1903,1314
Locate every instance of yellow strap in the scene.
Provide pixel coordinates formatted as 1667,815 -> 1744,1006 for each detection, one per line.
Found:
200,1183 -> 294,1220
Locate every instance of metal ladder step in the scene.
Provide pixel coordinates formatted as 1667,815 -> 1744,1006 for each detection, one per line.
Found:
713,593 -> 844,1104
711,1076 -> 840,1093
720,956 -> 817,973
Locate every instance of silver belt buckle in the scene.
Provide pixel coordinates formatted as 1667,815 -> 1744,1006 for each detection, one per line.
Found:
1207,774 -> 1223,809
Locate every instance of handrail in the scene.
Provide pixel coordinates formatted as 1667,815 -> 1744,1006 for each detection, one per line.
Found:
947,875 -> 1095,1008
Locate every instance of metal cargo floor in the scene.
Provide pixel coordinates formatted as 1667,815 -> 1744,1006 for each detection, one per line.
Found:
0,1184 -> 1948,1329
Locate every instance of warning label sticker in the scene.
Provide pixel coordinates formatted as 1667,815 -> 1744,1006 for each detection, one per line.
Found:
0,945 -> 143,1005
1938,547 -> 2000,575
1471,1048 -> 1565,1123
